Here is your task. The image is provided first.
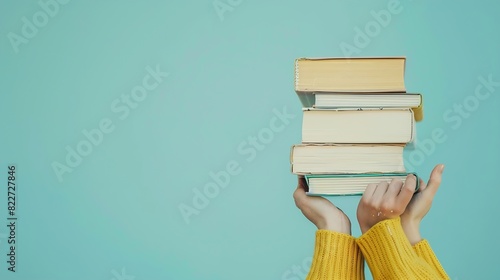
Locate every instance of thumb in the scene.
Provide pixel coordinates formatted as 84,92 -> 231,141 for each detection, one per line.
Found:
423,164 -> 445,199
397,174 -> 417,209
293,177 -> 308,205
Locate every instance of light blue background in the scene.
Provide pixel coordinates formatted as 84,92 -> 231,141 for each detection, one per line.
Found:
1,0 -> 499,279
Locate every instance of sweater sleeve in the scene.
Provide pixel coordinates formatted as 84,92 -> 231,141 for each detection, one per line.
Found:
356,217 -> 443,280
306,230 -> 364,280
413,240 -> 450,279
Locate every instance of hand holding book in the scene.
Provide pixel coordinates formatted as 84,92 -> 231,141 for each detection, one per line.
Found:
356,173 -> 418,234
293,177 -> 351,235
401,164 -> 445,245
294,164 -> 445,239
295,164 -> 450,279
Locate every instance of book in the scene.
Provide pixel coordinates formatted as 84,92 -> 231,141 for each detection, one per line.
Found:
294,57 -> 406,94
304,173 -> 418,196
300,93 -> 423,122
302,108 -> 414,144
314,93 -> 420,108
290,144 -> 405,175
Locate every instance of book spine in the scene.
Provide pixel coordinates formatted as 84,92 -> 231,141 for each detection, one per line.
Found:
289,145 -> 295,164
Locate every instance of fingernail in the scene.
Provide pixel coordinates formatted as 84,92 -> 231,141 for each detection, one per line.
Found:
439,164 -> 445,173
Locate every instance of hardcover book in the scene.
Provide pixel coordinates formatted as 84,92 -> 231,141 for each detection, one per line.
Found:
301,108 -> 415,144
290,144 -> 405,175
294,57 -> 406,93
304,173 -> 419,196
300,93 -> 424,122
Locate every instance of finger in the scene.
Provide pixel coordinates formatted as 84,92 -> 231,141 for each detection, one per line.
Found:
363,183 -> 378,199
423,164 -> 445,199
386,178 -> 404,197
372,181 -> 389,205
417,178 -> 427,193
395,174 -> 417,209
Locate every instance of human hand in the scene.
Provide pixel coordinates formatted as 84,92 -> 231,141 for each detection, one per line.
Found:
401,164 -> 445,245
357,175 -> 416,234
293,177 -> 351,234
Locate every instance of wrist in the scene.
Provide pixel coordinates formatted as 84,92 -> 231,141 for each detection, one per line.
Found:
359,223 -> 369,234
320,216 -> 351,235
401,220 -> 422,245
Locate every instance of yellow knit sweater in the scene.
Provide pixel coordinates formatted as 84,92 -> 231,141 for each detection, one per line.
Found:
306,218 -> 449,280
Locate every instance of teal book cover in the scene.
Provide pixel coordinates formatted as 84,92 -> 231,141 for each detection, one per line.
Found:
1,1 -> 499,280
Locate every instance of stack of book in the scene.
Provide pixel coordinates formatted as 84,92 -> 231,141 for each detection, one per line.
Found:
290,57 -> 423,195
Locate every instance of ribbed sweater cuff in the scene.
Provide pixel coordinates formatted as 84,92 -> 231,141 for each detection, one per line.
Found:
356,218 -> 439,279
307,230 -> 364,280
413,240 -> 450,279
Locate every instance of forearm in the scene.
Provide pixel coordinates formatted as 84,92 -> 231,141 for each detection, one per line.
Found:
401,220 -> 422,245
307,230 -> 364,280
